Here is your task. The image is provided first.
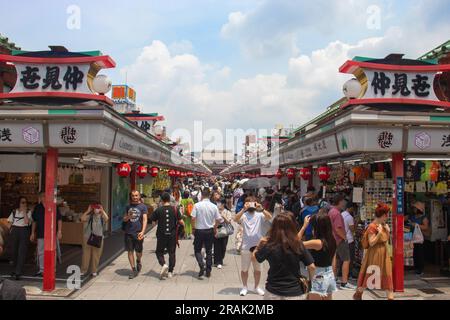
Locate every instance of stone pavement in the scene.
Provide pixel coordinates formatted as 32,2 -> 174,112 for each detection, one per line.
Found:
67,227 -> 449,300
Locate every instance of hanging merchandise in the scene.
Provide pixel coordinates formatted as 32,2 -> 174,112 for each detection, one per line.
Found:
318,166 -> 330,181
299,167 -> 311,180
150,167 -> 159,177
117,162 -> 131,177
286,168 -> 295,180
430,161 -> 440,182
136,165 -> 148,178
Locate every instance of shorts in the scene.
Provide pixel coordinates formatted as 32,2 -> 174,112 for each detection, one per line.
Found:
336,240 -> 350,262
124,234 -> 143,253
310,266 -> 338,297
264,291 -> 307,300
241,250 -> 262,272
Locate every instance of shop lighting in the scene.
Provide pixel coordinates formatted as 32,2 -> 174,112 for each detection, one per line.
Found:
327,161 -> 341,165
373,158 -> 392,163
406,157 -> 450,161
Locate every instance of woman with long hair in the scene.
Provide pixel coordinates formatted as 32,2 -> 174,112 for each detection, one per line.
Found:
299,208 -> 337,300
254,212 -> 315,300
354,203 -> 394,300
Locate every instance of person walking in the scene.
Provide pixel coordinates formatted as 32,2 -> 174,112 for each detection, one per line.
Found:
80,203 -> 109,277
7,197 -> 33,280
298,197 -> 319,240
149,192 -> 184,279
408,201 -> 430,276
191,188 -> 224,278
123,190 -> 148,279
30,192 -> 63,277
213,199 -> 233,269
180,191 -> 195,239
234,198 -> 272,296
254,213 -> 315,300
300,209 -> 338,300
341,202 -> 356,278
328,194 -> 355,290
354,203 -> 394,300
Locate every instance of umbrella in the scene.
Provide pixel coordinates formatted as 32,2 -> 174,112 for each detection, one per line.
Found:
239,178 -> 250,185
242,177 -> 274,190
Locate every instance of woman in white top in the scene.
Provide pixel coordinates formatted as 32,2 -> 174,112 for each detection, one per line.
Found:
7,196 -> 32,280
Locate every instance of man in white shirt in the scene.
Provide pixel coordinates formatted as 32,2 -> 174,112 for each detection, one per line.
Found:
234,197 -> 272,296
341,202 -> 356,278
191,188 -> 224,278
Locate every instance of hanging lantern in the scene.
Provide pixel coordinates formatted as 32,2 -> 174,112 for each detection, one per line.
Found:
136,165 -> 148,178
150,166 -> 159,177
299,167 -> 311,180
286,168 -> 296,180
187,171 -> 193,177
180,172 -> 187,178
275,169 -> 283,179
175,170 -> 181,177
318,166 -> 330,181
117,162 -> 131,177
168,169 -> 176,177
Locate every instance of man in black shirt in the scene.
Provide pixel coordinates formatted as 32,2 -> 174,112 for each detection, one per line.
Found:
30,192 -> 62,277
149,192 -> 184,279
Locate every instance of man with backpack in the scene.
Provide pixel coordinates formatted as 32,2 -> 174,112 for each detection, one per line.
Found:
123,191 -> 148,279
149,192 -> 184,279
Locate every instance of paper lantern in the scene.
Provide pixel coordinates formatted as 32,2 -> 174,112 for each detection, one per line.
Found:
150,166 -> 159,177
275,169 -> 283,179
343,78 -> 362,99
187,171 -> 193,177
117,162 -> 131,177
180,172 -> 187,178
175,170 -> 181,177
168,169 -> 176,177
318,166 -> 330,181
286,168 -> 296,180
299,168 -> 311,180
136,165 -> 148,178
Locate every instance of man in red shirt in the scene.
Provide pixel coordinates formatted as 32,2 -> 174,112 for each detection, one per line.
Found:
328,194 -> 356,290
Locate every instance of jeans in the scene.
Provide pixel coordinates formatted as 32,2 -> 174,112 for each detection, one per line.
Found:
156,234 -> 177,272
194,229 -> 214,271
213,236 -> 228,265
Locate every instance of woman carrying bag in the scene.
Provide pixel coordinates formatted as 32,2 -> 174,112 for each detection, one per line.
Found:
408,201 -> 430,276
213,199 -> 234,269
80,204 -> 109,277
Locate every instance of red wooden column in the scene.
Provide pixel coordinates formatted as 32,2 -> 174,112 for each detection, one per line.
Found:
392,153 -> 404,292
43,148 -> 58,291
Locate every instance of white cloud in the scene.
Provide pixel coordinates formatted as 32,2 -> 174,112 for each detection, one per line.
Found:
168,40 -> 194,55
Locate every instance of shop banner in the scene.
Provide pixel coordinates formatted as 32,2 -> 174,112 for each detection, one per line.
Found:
337,127 -> 403,153
407,128 -> 450,153
49,123 -> 115,149
113,132 -> 161,162
0,122 -> 44,147
396,177 -> 404,214
282,135 -> 339,164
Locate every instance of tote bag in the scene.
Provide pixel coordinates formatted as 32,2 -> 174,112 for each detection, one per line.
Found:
412,224 -> 424,244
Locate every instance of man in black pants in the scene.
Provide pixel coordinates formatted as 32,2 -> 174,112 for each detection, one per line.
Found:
149,192 -> 184,279
191,188 -> 223,278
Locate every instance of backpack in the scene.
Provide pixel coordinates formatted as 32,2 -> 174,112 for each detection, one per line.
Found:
186,202 -> 194,216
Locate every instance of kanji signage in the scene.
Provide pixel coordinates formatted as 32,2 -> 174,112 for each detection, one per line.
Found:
282,135 -> 339,165
407,128 -> 450,153
60,126 -> 78,144
336,127 -> 403,153
396,177 -> 404,215
0,122 -> 43,147
377,131 -> 394,149
0,53 -> 115,104
339,58 -> 450,109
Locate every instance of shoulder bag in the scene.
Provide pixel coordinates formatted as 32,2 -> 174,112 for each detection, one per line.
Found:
87,216 -> 103,248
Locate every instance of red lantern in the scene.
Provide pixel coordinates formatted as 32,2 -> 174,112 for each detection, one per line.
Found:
117,162 -> 131,177
275,169 -> 283,179
299,167 -> 311,180
286,168 -> 296,180
150,166 -> 159,177
187,171 -> 193,177
168,169 -> 176,177
136,165 -> 148,178
318,166 -> 330,181
175,170 -> 181,177
180,172 -> 187,178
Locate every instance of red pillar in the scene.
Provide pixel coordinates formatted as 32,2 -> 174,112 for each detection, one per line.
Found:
43,148 -> 58,291
392,153 -> 404,292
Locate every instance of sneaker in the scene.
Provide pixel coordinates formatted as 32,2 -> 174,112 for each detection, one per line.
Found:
239,287 -> 248,296
136,260 -> 142,273
129,269 -> 136,279
160,264 -> 169,279
340,282 -> 357,290
198,267 -> 205,278
217,264 -> 223,269
168,272 -> 173,279
255,287 -> 265,296
92,272 -> 98,277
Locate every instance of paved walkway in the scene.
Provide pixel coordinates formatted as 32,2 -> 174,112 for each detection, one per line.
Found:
70,227 -> 450,300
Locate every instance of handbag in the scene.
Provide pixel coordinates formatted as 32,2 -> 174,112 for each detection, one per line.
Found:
87,216 -> 103,248
217,222 -> 234,238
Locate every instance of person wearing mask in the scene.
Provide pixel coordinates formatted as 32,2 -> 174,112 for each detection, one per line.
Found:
300,209 -> 337,300
299,197 -> 319,240
408,201 -> 430,276
30,192 -> 63,277
254,213 -> 315,300
123,191 -> 148,279
234,197 -> 272,296
180,191 -> 195,239
191,186 -> 201,203
328,194 -> 355,290
354,203 -> 394,300
80,203 -> 109,277
213,199 -> 233,269
7,197 -> 32,280
341,202 -> 356,278
149,192 -> 184,279
191,188 -> 224,278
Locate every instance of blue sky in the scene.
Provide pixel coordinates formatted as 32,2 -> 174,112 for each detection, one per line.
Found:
1,0 -> 450,151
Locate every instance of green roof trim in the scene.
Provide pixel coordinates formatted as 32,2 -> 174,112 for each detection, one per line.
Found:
352,56 -> 377,62
11,50 -> 102,56
418,40 -> 450,61
430,116 -> 450,122
48,110 -> 77,115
